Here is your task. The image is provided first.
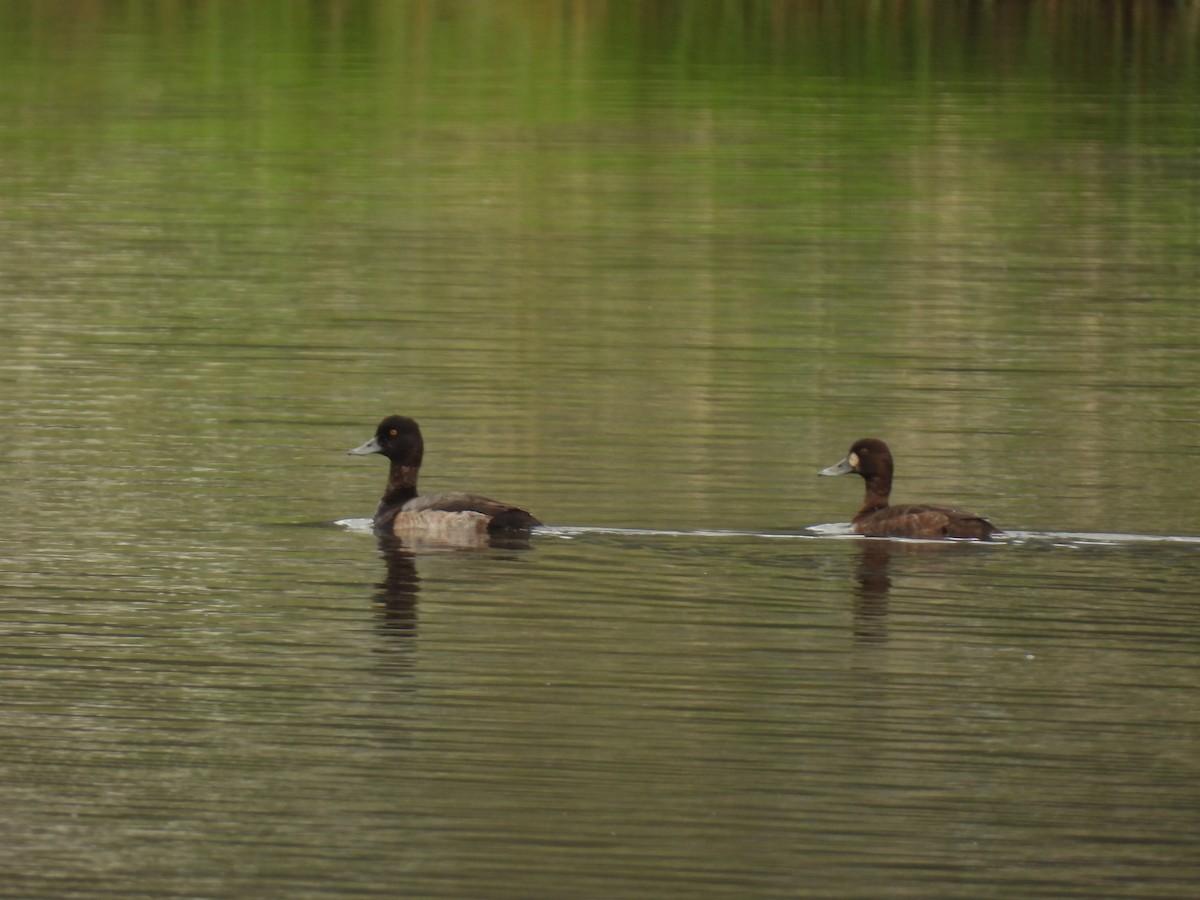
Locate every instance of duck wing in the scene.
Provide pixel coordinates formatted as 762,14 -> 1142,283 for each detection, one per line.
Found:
403,492 -> 542,530
856,504 -> 997,540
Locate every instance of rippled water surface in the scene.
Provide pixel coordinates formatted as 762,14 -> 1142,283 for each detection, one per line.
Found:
2,3 -> 1199,897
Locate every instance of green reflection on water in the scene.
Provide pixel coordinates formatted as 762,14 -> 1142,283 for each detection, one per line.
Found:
1,5 -> 1200,900
0,0 -> 1197,541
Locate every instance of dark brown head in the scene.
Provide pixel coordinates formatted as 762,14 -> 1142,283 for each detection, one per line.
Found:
348,415 -> 425,468
819,438 -> 894,483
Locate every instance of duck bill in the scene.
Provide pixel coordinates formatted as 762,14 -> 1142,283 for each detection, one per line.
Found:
348,436 -> 382,456
819,457 -> 855,477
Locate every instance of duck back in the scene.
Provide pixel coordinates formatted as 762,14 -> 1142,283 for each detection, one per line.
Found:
854,503 -> 997,540
402,491 -> 543,533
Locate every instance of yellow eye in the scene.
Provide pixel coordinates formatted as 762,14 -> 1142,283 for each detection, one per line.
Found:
389,429 -> 398,437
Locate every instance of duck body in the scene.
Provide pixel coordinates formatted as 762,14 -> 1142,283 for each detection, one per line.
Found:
848,502 -> 996,540
350,415 -> 542,536
820,438 -> 998,541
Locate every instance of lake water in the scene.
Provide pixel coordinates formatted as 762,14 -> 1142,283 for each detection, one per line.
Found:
2,2 -> 1199,897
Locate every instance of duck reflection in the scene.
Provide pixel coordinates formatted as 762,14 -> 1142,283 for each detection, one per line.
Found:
850,538 -> 981,643
852,540 -> 893,643
373,534 -> 421,641
370,530 -> 536,645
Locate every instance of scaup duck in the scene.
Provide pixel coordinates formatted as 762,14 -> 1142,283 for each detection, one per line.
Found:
819,438 -> 998,540
349,415 -> 542,536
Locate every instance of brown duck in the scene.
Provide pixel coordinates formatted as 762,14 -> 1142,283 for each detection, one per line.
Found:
820,438 -> 998,540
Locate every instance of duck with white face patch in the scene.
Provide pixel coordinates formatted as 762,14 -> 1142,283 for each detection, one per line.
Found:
820,438 -> 998,540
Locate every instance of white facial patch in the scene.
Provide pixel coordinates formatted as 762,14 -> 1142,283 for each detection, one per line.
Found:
848,451 -> 859,469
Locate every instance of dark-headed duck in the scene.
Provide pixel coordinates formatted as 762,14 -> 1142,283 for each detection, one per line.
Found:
819,438 -> 998,540
349,415 -> 542,537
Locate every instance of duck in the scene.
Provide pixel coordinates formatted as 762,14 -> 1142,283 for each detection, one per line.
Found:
819,438 -> 998,540
349,415 -> 542,537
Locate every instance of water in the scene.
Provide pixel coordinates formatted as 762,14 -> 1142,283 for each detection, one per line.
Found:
2,2 -> 1200,897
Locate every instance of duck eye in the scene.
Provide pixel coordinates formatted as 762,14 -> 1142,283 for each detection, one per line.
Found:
388,429 -> 398,437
